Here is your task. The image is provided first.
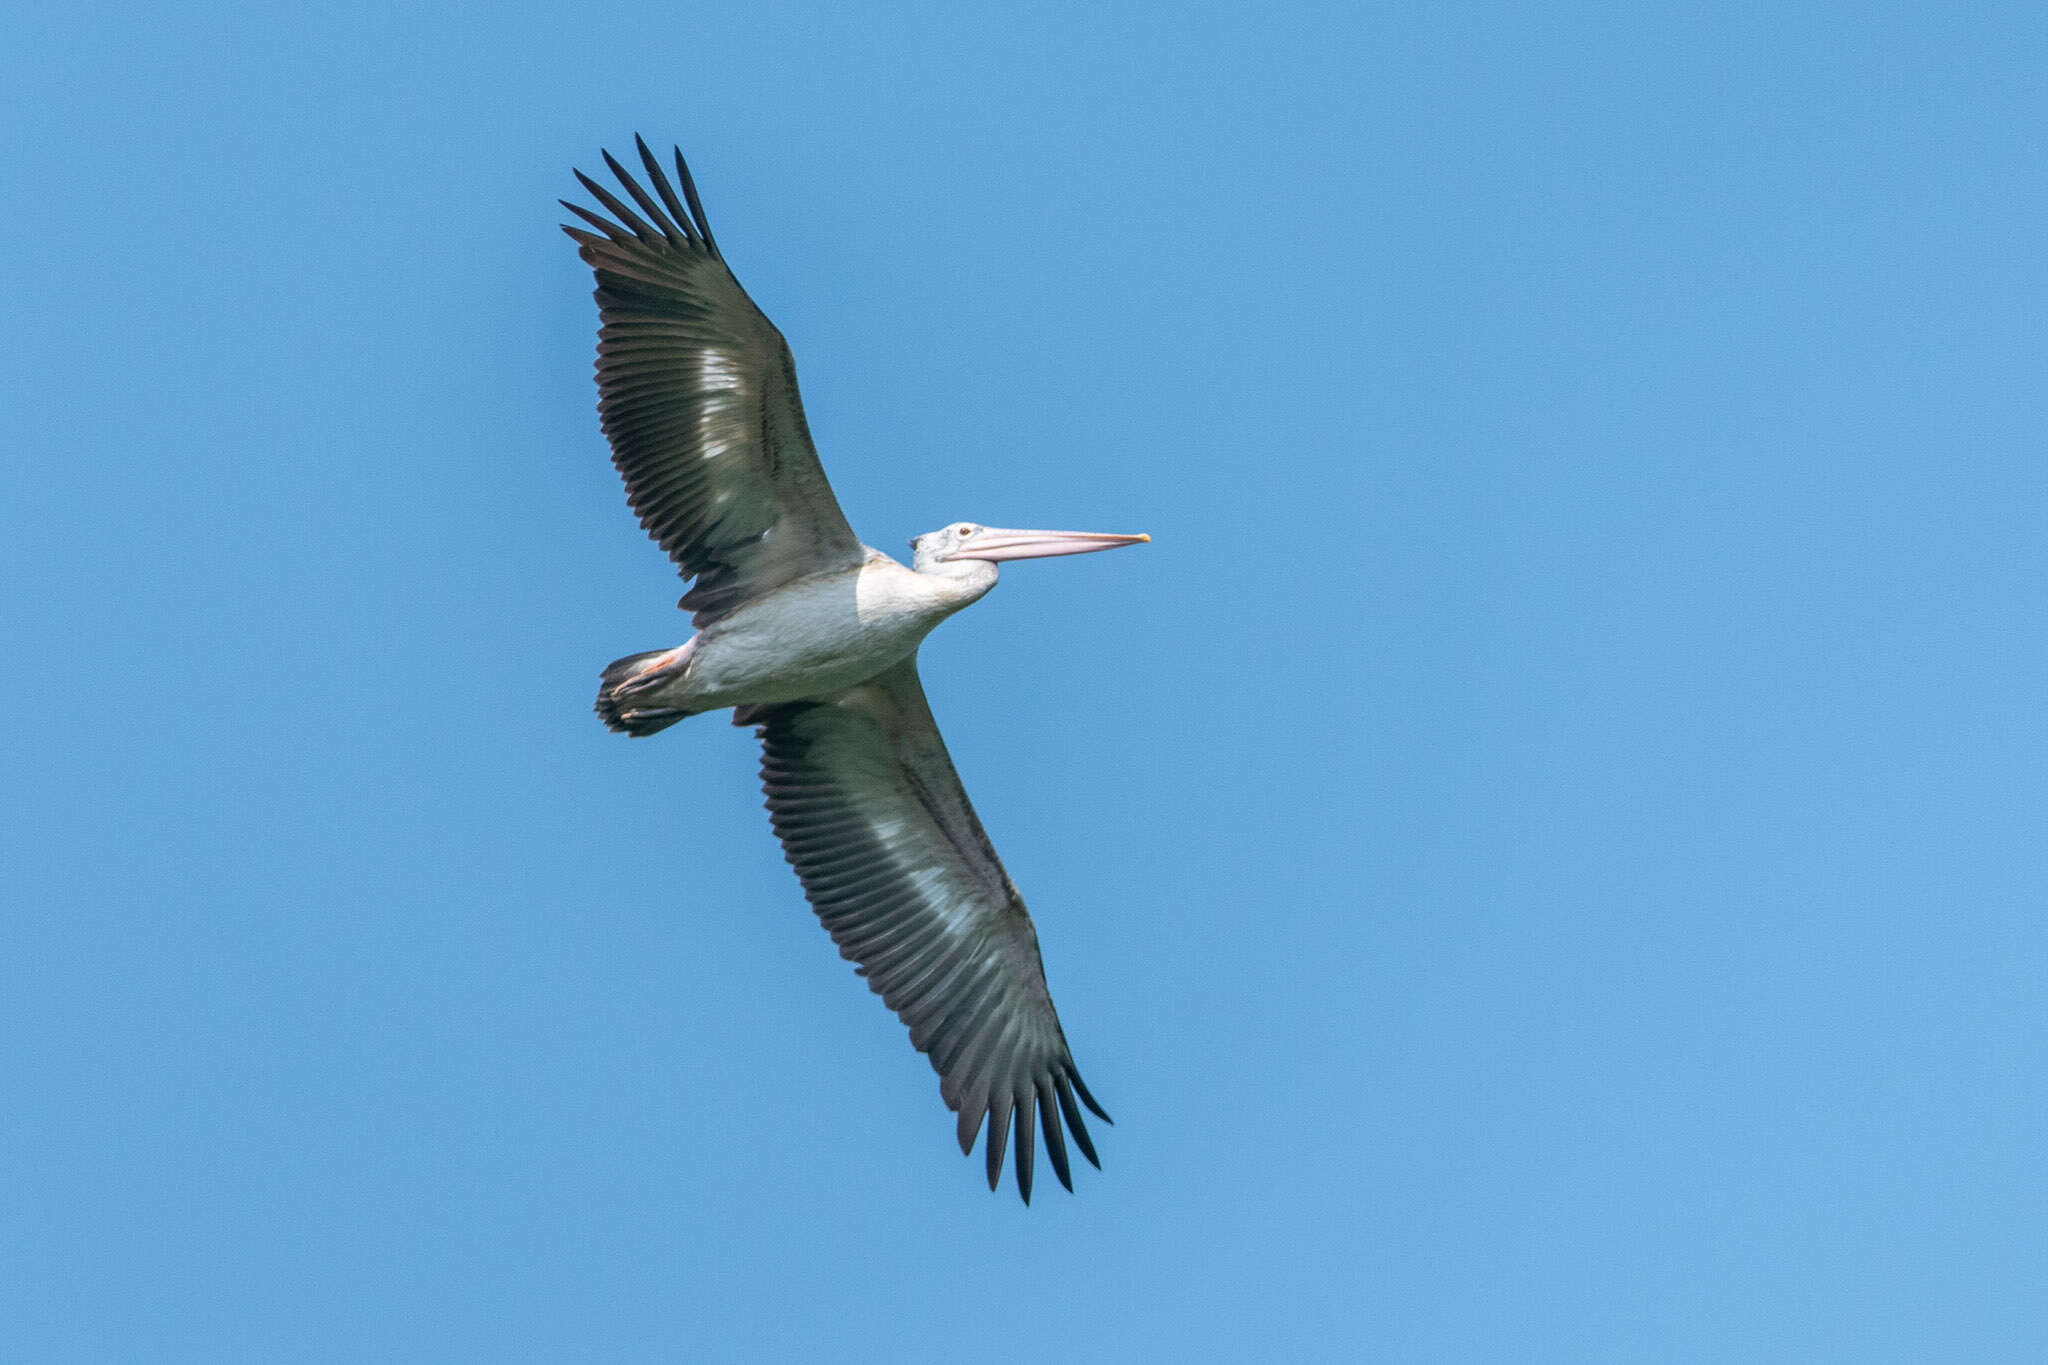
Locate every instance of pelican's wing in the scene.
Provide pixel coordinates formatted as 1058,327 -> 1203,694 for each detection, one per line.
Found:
742,657 -> 1111,1202
562,139 -> 865,622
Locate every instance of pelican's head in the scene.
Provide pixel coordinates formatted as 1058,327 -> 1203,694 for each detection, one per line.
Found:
911,522 -> 1151,575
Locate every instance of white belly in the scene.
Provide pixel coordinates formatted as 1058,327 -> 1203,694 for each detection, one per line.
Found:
673,559 -> 962,709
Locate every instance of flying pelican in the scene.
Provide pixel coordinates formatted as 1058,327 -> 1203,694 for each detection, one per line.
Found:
561,139 -> 1148,1202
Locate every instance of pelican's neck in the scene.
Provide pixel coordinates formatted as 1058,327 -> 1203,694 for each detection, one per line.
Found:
911,553 -> 999,607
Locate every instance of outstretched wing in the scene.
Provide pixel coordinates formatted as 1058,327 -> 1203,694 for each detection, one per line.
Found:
562,139 -> 865,622
745,658 -> 1111,1202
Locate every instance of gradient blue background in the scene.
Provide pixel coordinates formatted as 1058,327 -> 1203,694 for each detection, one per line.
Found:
5,2 -> 2044,1359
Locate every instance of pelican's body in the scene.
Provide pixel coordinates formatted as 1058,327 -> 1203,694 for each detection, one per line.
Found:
600,552 -> 991,728
563,140 -> 1146,1202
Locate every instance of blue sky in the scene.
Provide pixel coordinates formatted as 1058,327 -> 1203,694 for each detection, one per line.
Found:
5,1 -> 2045,1358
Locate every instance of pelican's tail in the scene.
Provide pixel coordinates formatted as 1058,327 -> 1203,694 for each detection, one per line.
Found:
595,646 -> 695,738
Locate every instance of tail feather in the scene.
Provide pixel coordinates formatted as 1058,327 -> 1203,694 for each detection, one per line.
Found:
599,704 -> 689,737
596,648 -> 693,738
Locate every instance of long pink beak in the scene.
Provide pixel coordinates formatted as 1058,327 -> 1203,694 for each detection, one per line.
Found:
944,527 -> 1152,563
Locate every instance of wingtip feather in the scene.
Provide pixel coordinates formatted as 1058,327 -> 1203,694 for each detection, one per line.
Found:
573,166 -> 659,242
601,146 -> 687,244
1070,1069 -> 1113,1125
635,134 -> 702,246
1039,1083 -> 1073,1193
561,196 -> 632,243
1054,1073 -> 1100,1170
956,1103 -> 982,1157
673,145 -> 720,256
1014,1092 -> 1036,1204
984,1101 -> 1012,1192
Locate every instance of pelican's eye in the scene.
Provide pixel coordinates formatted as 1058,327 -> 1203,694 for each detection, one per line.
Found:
955,524 -> 975,537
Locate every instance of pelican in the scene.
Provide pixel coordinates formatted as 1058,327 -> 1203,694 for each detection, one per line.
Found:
562,139 -> 1147,1202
